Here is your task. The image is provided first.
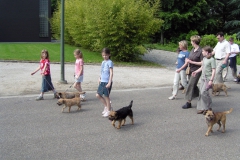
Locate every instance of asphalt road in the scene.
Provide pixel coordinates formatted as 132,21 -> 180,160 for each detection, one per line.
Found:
1,85 -> 240,160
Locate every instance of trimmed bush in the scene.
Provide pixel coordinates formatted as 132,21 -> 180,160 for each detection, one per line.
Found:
51,0 -> 163,62
199,34 -> 217,48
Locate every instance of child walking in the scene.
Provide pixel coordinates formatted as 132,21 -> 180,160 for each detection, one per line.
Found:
192,46 -> 216,114
73,49 -> 85,100
31,49 -> 57,100
168,40 -> 190,100
96,48 -> 113,117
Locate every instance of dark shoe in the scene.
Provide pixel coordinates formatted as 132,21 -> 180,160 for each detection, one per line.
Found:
197,110 -> 204,114
179,86 -> 184,90
182,102 -> 191,109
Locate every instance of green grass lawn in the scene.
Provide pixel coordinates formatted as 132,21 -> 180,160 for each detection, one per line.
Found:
0,43 -> 102,63
0,42 -> 162,67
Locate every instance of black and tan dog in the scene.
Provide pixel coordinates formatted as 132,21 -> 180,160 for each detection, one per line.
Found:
212,83 -> 229,96
57,97 -> 82,113
56,91 -> 86,99
203,108 -> 233,136
108,100 -> 134,129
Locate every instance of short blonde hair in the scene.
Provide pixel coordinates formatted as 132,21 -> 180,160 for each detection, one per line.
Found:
190,35 -> 201,45
179,40 -> 188,50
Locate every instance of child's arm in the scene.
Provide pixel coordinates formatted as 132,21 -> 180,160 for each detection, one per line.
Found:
31,66 -> 41,75
208,68 -> 216,85
77,65 -> 83,78
106,68 -> 113,88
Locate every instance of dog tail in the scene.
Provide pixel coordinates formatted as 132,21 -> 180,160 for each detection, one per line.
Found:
129,100 -> 133,108
224,108 -> 233,114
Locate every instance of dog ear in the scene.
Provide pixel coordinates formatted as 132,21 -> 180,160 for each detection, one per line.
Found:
209,108 -> 212,111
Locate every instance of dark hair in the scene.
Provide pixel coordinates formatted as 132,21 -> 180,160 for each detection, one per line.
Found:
102,47 -> 111,59
102,47 -> 110,55
41,49 -> 49,59
202,46 -> 213,59
216,32 -> 224,37
229,37 -> 234,42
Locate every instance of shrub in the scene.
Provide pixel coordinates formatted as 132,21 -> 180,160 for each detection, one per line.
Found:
51,0 -> 163,62
199,34 -> 217,48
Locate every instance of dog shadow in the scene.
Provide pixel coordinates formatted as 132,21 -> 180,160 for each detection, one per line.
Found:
110,121 -> 142,131
62,108 -> 90,114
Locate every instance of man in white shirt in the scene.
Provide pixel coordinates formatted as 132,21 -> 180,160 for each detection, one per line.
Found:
212,32 -> 231,83
229,37 -> 240,81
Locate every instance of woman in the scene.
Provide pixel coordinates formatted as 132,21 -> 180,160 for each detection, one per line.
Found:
177,35 -> 203,109
168,40 -> 189,100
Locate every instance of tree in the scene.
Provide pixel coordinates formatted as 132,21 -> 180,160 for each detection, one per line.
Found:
224,0 -> 240,38
158,0 -> 222,43
51,0 -> 163,62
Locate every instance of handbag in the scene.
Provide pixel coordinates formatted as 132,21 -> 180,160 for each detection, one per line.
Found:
186,64 -> 190,75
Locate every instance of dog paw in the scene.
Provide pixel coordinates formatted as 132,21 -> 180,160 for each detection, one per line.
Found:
205,134 -> 209,137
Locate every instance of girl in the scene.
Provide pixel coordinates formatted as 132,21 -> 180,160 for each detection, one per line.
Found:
73,49 -> 85,100
168,40 -> 189,100
31,49 -> 57,100
192,46 -> 216,114
96,48 -> 113,117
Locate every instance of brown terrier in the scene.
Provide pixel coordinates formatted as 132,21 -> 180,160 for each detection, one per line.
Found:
203,108 -> 233,136
212,83 -> 229,96
57,97 -> 82,113
108,100 -> 134,129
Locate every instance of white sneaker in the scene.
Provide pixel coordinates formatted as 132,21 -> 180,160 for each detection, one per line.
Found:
102,111 -> 110,117
80,93 -> 86,100
234,78 -> 237,82
168,95 -> 176,100
102,107 -> 107,115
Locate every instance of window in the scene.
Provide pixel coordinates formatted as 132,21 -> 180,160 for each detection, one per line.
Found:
39,0 -> 49,37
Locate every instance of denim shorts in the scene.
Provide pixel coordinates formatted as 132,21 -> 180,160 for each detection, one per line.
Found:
75,75 -> 83,83
97,82 -> 112,97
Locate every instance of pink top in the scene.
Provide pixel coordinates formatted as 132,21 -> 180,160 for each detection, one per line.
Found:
75,58 -> 84,76
40,59 -> 50,75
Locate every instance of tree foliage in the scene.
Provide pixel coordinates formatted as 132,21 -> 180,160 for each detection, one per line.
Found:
51,0 -> 163,62
153,0 -> 240,43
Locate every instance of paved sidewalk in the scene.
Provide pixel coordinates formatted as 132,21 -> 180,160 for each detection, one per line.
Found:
0,61 -> 175,97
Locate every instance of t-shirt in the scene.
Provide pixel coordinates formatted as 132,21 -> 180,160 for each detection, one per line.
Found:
100,59 -> 113,82
40,59 -> 50,75
213,39 -> 231,59
189,47 -> 203,72
176,51 -> 190,70
75,58 -> 84,76
202,57 -> 216,80
230,43 -> 240,57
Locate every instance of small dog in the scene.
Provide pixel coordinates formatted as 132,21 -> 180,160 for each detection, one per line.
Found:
236,74 -> 240,83
212,83 -> 229,96
108,100 -> 134,129
56,91 -> 86,100
203,108 -> 233,136
57,97 -> 82,113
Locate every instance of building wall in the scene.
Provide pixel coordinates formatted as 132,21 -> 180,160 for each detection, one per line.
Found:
0,0 -> 51,42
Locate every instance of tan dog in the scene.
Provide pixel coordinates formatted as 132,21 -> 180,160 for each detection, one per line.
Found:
212,83 -> 229,96
203,108 -> 233,136
57,97 -> 82,113
56,91 -> 86,100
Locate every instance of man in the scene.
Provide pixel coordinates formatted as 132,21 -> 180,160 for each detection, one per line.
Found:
228,37 -> 240,82
212,32 -> 231,83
